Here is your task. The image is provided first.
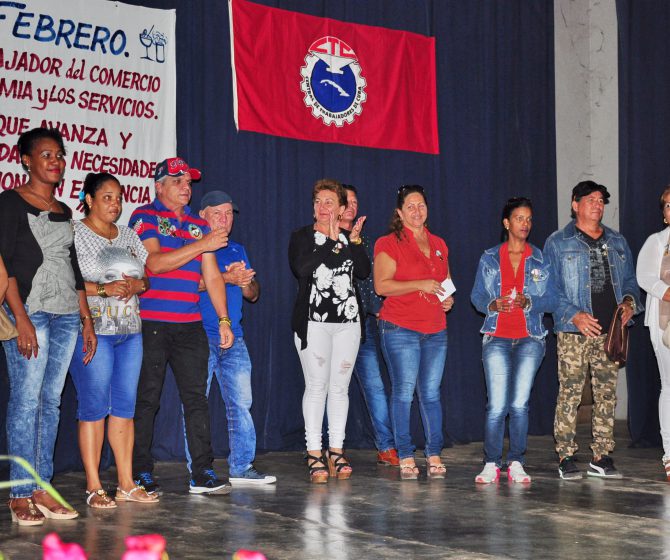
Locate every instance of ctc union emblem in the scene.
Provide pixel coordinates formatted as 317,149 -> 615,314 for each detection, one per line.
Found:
300,36 -> 367,127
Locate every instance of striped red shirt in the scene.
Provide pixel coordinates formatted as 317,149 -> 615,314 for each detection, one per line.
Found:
129,199 -> 210,323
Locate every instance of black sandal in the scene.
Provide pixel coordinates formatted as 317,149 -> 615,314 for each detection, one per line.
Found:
327,449 -> 352,480
307,453 -> 329,484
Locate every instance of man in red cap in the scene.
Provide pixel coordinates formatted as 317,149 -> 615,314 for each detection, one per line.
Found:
129,157 -> 234,495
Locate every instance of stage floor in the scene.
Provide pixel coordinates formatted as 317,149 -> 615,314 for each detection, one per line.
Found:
1,424 -> 668,559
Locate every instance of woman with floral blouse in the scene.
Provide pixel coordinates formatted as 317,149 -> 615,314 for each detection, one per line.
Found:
289,178 -> 370,483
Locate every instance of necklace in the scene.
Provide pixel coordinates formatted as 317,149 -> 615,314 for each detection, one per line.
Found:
84,218 -> 115,245
25,186 -> 56,212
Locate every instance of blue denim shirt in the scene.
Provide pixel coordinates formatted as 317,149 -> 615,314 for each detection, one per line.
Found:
543,220 -> 643,333
470,243 -> 557,338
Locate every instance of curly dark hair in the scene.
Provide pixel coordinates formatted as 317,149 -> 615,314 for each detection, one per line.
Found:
390,185 -> 427,239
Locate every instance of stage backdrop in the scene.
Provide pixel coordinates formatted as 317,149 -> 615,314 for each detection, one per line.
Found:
617,0 -> 670,447
0,0 -> 176,223
0,0 -> 558,473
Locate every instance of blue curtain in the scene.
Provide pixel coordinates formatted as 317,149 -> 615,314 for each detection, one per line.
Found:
0,0 -> 557,472
617,0 -> 668,447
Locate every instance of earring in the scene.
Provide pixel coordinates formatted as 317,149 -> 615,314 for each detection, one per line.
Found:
665,218 -> 668,224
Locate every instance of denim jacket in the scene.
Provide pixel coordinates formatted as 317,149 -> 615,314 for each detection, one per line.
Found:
543,220 -> 642,333
470,243 -> 557,338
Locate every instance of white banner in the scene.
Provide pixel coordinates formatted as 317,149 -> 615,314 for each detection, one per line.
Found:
0,0 -> 176,224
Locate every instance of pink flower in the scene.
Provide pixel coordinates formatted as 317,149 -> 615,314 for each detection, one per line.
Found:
122,534 -> 168,560
42,533 -> 88,560
121,552 -> 162,560
124,535 -> 166,553
233,550 -> 267,560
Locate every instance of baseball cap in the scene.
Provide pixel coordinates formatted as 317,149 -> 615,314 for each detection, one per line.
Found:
571,180 -> 610,202
154,157 -> 202,182
200,190 -> 239,212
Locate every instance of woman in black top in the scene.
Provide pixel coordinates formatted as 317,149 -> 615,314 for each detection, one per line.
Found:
289,179 -> 369,483
1,128 -> 97,526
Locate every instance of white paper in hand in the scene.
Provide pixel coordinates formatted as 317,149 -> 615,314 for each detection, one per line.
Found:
437,277 -> 456,302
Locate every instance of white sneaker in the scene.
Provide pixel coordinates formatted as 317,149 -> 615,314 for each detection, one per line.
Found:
475,462 -> 500,484
507,461 -> 531,483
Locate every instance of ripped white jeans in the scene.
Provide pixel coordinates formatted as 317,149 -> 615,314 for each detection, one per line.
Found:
651,325 -> 670,460
295,321 -> 360,450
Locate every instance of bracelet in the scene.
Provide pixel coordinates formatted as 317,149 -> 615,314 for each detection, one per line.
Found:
350,237 -> 363,245
140,278 -> 150,293
96,283 -> 108,298
623,297 -> 636,313
80,315 -> 92,324
218,316 -> 232,327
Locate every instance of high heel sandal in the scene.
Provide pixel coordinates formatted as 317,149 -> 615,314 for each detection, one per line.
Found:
427,460 -> 447,479
399,460 -> 420,480
32,489 -> 78,520
307,453 -> 329,484
8,498 -> 45,526
327,449 -> 352,480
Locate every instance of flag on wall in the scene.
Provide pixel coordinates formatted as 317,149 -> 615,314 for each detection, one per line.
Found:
228,0 -> 439,154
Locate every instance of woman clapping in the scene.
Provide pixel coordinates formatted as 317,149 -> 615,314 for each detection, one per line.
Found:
289,179 -> 370,483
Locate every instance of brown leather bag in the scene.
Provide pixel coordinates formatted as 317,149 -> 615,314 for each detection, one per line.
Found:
604,306 -> 628,365
0,306 -> 18,341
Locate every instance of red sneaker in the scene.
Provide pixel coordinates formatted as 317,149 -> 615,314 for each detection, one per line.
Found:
377,448 -> 400,467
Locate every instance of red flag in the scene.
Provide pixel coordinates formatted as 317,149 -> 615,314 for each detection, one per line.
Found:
229,0 -> 439,154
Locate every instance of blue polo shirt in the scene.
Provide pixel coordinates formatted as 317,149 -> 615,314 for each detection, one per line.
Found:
130,198 -> 210,323
199,240 -> 250,341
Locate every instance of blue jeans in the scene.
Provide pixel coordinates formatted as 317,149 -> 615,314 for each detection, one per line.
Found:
185,337 -> 256,476
481,335 -> 545,466
69,333 -> 143,420
353,316 -> 394,451
379,320 -> 447,459
3,311 -> 80,497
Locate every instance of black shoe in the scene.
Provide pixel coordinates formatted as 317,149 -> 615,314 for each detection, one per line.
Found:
189,469 -> 232,495
587,456 -> 623,479
134,472 -> 161,495
558,456 -> 582,480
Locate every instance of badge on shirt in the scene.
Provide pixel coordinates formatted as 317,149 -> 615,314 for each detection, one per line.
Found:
158,217 -> 176,237
188,224 -> 203,239
132,218 -> 144,235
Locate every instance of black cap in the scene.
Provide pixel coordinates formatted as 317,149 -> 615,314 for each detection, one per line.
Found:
572,180 -> 610,203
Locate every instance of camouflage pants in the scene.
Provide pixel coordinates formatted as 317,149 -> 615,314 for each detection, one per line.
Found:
554,332 -> 619,459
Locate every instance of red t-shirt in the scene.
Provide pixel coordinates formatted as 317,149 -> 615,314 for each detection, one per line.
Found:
374,227 -> 449,334
494,243 -> 530,338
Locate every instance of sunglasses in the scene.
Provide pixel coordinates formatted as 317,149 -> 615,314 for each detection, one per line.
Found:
397,184 -> 425,195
